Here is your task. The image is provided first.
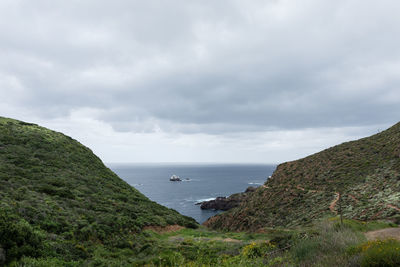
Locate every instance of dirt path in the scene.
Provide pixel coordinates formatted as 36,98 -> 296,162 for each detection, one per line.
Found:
365,228 -> 400,241
329,192 -> 340,213
143,225 -> 185,233
387,204 -> 400,212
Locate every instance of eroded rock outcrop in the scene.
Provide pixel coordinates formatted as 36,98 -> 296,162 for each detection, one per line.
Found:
199,186 -> 257,211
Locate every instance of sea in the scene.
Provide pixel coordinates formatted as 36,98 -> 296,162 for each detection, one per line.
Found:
108,163 -> 276,224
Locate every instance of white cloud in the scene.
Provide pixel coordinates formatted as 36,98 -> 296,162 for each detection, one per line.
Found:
0,0 -> 399,163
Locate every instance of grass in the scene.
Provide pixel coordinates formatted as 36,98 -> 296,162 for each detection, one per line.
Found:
291,220 -> 366,265
2,190 -> 399,266
349,239 -> 400,267
329,217 -> 397,232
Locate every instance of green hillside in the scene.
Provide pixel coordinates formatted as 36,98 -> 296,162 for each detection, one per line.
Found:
205,122 -> 400,231
0,117 -> 196,264
1,117 -> 400,266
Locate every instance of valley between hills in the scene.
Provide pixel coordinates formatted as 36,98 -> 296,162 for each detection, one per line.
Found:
1,116 -> 400,266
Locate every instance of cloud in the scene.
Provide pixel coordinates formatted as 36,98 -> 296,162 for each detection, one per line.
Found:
31,109 -> 384,163
0,0 -> 399,162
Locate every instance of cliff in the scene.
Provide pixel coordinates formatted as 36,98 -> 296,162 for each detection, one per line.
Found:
205,122 -> 400,231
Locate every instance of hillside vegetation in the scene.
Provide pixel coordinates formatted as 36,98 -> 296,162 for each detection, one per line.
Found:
0,117 -> 196,265
205,122 -> 400,231
1,116 -> 400,266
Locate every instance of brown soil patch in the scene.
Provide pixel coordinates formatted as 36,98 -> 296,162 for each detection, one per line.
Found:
202,215 -> 219,226
329,192 -> 340,214
365,228 -> 400,241
296,185 -> 305,191
143,225 -> 184,233
387,204 -> 400,212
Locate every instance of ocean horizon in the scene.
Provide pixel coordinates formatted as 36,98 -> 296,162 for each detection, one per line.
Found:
108,163 -> 276,223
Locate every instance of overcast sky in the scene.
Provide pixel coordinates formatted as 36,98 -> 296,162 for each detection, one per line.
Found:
1,0 -> 399,163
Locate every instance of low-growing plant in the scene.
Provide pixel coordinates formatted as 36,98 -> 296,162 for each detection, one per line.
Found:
291,238 -> 320,262
332,218 -> 396,232
290,220 -> 366,265
12,257 -> 80,267
0,211 -> 45,264
241,241 -> 276,259
151,251 -> 185,267
352,239 -> 400,267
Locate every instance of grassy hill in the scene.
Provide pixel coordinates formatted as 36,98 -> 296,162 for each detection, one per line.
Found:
2,116 -> 400,266
0,117 -> 196,265
205,122 -> 400,231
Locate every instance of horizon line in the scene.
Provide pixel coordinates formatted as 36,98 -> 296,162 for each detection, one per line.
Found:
105,161 -> 280,165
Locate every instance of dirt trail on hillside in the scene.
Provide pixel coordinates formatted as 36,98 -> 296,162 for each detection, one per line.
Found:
143,225 -> 184,233
329,192 -> 340,213
387,204 -> 400,212
365,228 -> 400,241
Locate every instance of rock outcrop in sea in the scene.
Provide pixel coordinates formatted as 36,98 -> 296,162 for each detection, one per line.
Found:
198,186 -> 257,211
170,174 -> 182,181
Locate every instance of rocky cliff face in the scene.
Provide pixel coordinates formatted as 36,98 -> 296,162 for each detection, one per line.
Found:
204,122 -> 400,231
199,187 -> 257,211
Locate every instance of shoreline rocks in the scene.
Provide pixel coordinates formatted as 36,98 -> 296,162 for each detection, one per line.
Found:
198,186 -> 257,211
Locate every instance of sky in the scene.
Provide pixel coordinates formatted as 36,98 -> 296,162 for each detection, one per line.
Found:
1,0 -> 400,164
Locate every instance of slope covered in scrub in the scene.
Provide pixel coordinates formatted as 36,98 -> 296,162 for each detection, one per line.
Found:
205,122 -> 400,231
0,117 -> 196,264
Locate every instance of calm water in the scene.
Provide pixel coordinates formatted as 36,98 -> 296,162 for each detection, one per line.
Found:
108,163 -> 276,223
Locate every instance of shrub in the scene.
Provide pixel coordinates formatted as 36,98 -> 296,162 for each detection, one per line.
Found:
151,251 -> 185,266
333,218 -> 396,232
0,211 -> 44,264
16,257 -> 80,267
241,241 -> 276,259
291,220 -> 365,264
291,238 -> 320,262
357,239 -> 400,267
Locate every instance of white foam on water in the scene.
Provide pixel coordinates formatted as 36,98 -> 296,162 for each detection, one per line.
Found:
195,197 -> 216,203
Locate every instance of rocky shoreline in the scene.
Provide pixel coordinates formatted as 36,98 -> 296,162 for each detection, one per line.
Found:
196,186 -> 257,211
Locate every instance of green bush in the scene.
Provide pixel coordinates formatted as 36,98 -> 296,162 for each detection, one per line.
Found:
291,221 -> 365,264
0,211 -> 44,264
241,241 -> 276,259
291,238 -> 320,262
151,251 -> 185,266
333,218 -> 396,232
14,257 -> 80,267
357,239 -> 400,267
